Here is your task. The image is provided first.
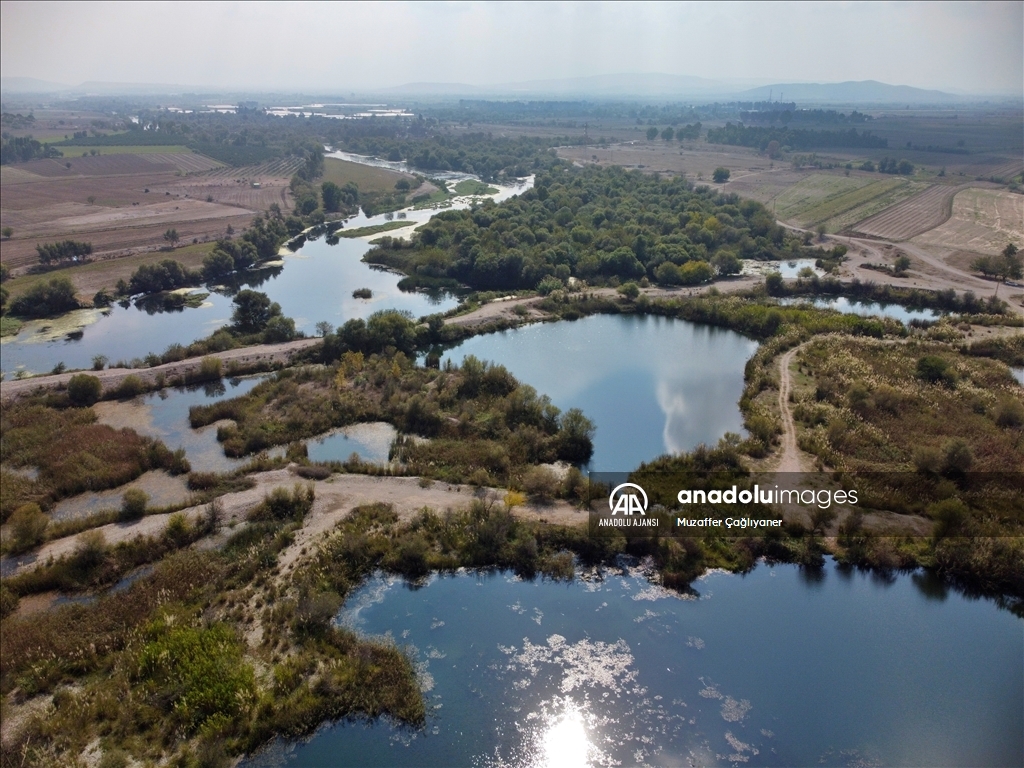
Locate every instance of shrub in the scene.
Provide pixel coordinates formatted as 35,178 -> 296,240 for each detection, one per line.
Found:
120,488 -> 148,520
617,281 -> 640,299
994,399 -> 1024,428
942,439 -> 974,474
8,503 -> 49,553
916,355 -> 954,386
352,288 -> 373,299
522,466 -> 559,502
66,373 -> 102,406
249,484 -> 315,521
114,374 -> 145,399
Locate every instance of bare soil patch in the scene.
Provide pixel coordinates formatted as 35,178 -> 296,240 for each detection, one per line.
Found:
912,188 -> 1023,255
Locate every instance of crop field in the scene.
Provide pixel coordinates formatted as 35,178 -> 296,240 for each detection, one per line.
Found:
202,156 -> 305,181
912,188 -> 1024,255
771,173 -> 918,230
322,157 -> 415,193
845,183 -> 967,241
0,155 -> 272,271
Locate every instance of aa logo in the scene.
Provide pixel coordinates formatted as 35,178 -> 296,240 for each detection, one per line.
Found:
609,483 -> 648,516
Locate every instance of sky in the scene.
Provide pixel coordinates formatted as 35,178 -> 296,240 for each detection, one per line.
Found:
2,1 -> 1022,95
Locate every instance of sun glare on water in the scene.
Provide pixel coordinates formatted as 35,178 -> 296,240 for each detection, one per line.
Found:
539,707 -> 591,768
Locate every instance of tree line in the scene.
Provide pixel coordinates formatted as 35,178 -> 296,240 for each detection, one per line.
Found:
706,123 -> 888,152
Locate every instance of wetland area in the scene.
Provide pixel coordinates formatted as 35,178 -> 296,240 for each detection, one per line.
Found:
1,66 -> 1022,768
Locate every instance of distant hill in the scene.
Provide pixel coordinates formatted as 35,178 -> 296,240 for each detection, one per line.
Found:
732,80 -> 962,104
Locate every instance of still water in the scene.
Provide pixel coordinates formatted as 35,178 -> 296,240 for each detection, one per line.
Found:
779,296 -> 942,324
442,314 -> 758,471
247,560 -> 1022,767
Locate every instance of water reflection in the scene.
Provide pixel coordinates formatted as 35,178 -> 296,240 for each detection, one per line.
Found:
779,296 -> 941,324
442,314 -> 758,471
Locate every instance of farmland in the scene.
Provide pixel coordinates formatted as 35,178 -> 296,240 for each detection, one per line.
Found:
913,188 -> 1024,255
321,157 -> 416,193
771,173 -> 927,232
0,151 -> 294,274
846,183 -> 981,241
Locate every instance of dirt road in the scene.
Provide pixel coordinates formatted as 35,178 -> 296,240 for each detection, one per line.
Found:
775,343 -> 811,474
0,337 -> 321,401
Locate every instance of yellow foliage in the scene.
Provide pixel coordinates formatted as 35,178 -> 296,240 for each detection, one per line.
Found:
504,490 -> 527,511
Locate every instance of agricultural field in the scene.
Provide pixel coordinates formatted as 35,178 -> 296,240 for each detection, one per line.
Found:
772,173 -> 912,228
845,183 -> 968,241
913,188 -> 1024,255
0,152 -> 294,273
321,157 -> 416,193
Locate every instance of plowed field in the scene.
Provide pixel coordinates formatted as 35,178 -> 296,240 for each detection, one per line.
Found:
846,184 -> 964,241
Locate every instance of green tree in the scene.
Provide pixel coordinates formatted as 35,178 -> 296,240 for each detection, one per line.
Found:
9,275 -> 79,316
646,126 -> 659,141
231,289 -> 281,334
163,228 -> 180,247
711,251 -> 742,276
557,408 -> 595,462
712,167 -> 730,183
1,226 -> 12,239
321,180 -> 343,212
661,126 -> 675,141
893,254 -> 912,274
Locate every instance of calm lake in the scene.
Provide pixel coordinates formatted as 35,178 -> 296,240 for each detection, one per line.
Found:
442,314 -> 758,471
246,560 -> 1022,768
779,296 -> 942,324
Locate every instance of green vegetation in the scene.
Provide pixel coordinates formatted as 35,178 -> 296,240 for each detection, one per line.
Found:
7,275 -> 80,317
189,350 -> 594,474
0,134 -> 62,164
334,133 -> 571,182
35,240 -> 93,267
453,179 -> 499,196
706,123 -> 888,151
337,220 -> 416,238
365,165 -> 814,292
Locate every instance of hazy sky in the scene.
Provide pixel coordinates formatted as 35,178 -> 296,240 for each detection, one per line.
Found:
2,1 -> 1021,94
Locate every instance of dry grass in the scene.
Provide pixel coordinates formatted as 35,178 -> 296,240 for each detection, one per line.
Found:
321,157 -> 414,195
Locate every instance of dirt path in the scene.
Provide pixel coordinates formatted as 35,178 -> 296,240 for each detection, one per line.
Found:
0,469 -> 586,578
0,338 -> 321,401
775,343 -> 811,473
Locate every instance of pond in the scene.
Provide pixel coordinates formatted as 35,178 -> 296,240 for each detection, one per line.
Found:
441,314 -> 758,471
306,422 -> 397,465
93,374 -> 270,473
779,296 -> 942,324
245,560 -> 1022,768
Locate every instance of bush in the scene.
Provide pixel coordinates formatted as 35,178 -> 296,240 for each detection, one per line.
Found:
114,374 -> 145,399
120,488 -> 148,520
916,355 -> 955,386
66,373 -> 102,406
617,281 -> 640,299
994,399 -> 1024,428
522,466 -> 559,501
249,484 -> 315,521
8,503 -> 49,553
712,167 -> 730,183
9,275 -> 79,317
